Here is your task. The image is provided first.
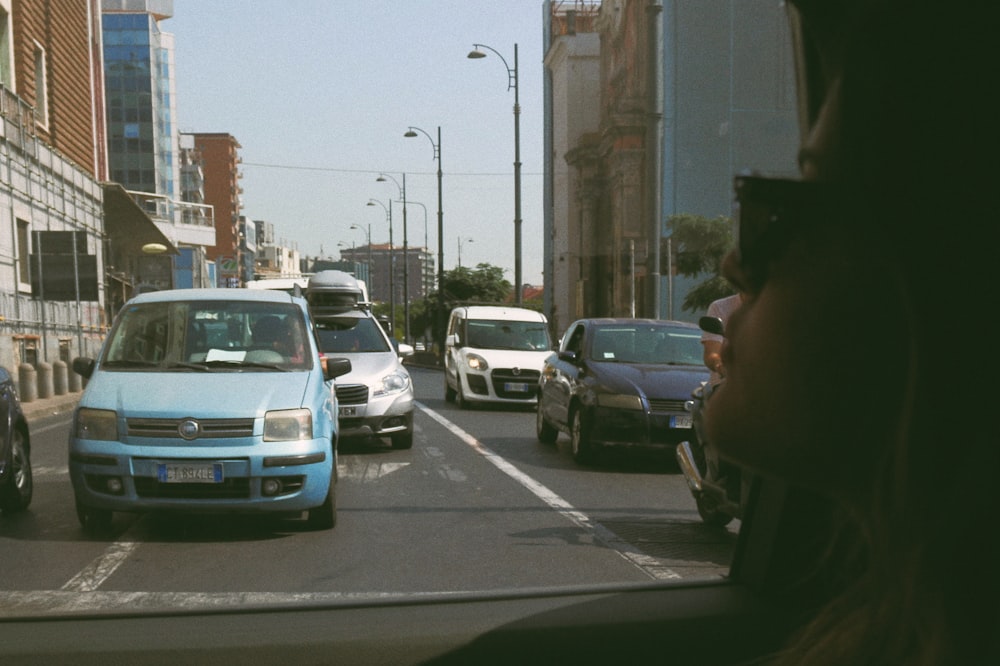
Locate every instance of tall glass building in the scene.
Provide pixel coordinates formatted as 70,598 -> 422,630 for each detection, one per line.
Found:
102,1 -> 178,198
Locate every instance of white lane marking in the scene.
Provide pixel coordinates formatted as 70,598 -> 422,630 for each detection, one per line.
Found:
416,402 -> 681,581
337,460 -> 410,481
33,465 -> 69,477
60,542 -> 140,592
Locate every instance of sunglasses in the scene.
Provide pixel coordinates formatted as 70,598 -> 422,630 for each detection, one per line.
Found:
733,176 -> 841,288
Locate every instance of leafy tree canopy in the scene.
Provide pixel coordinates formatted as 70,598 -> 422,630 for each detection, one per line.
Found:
666,214 -> 737,313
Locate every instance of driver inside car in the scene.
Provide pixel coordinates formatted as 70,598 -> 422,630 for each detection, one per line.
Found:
702,2 -> 997,663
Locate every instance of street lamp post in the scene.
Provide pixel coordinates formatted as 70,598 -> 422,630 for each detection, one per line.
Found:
349,222 -> 372,294
377,173 -> 410,343
367,199 -> 394,333
468,42 -> 521,304
404,125 -> 443,356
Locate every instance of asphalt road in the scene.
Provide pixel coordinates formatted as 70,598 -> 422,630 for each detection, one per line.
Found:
1,367 -> 737,616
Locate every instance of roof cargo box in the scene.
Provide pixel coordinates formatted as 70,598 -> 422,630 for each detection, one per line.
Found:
307,270 -> 367,315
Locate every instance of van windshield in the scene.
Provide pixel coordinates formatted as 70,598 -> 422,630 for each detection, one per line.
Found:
465,319 -> 551,351
102,300 -> 313,371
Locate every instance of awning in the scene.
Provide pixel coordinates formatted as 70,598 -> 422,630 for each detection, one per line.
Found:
102,182 -> 179,256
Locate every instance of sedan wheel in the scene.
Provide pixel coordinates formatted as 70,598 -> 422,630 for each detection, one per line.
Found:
0,428 -> 32,513
536,406 -> 558,444
570,409 -> 595,465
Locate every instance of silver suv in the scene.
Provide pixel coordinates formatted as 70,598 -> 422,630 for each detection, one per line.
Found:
309,271 -> 414,449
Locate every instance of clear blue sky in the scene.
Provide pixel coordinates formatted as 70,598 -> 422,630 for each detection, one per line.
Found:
168,0 -> 548,285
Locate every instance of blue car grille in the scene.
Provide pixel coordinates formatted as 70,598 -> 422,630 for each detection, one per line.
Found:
647,398 -> 687,413
127,418 -> 254,439
134,477 -> 251,499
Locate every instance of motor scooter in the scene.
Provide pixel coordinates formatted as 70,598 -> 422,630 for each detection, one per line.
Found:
676,316 -> 749,527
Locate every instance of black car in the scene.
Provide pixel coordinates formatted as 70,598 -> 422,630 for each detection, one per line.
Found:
536,318 -> 709,464
0,366 -> 31,514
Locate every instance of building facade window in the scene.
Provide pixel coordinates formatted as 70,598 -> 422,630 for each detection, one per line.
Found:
0,4 -> 12,88
16,218 -> 31,290
33,41 -> 48,127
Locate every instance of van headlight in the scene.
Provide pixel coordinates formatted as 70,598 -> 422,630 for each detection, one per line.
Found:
75,408 -> 119,441
264,408 -> 313,441
373,370 -> 410,397
465,353 -> 488,371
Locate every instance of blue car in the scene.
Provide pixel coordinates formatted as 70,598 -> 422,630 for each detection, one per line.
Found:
0,366 -> 31,514
69,289 -> 351,532
537,319 -> 709,465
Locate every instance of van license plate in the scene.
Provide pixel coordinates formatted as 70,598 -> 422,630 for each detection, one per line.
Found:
670,415 -> 693,429
504,382 -> 531,393
158,462 -> 223,484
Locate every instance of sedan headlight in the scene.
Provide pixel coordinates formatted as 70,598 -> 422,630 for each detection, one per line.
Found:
264,408 -> 313,441
373,370 -> 411,397
597,394 -> 643,411
465,352 -> 488,371
75,408 -> 119,441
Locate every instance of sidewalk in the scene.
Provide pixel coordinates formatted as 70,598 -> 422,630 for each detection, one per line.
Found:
20,391 -> 81,422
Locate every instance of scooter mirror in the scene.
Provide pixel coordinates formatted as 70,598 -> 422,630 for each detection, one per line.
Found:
699,315 -> 725,336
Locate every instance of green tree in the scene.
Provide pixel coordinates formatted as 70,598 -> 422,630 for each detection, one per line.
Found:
441,263 -> 511,303
411,263 -> 514,350
667,213 -> 736,313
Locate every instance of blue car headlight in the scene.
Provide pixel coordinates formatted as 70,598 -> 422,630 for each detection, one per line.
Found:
75,408 -> 119,441
264,408 -> 313,441
596,394 -> 643,411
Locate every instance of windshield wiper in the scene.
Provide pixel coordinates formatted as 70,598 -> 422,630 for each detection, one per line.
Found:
201,360 -> 288,372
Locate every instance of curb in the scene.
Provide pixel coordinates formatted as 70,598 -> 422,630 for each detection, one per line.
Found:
20,392 -> 81,422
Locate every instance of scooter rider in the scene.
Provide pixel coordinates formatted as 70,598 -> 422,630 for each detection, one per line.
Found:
701,292 -> 746,397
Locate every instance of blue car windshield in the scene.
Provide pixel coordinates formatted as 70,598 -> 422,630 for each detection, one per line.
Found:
101,300 -> 313,371
589,325 -> 703,365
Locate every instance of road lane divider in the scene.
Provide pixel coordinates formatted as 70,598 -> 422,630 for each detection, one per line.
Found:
415,402 -> 681,581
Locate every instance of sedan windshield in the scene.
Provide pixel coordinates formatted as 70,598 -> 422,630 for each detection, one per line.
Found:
315,316 -> 392,353
102,300 -> 312,371
589,325 -> 703,365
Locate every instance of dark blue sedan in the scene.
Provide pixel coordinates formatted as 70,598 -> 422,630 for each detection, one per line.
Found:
0,366 -> 31,513
536,319 -> 709,464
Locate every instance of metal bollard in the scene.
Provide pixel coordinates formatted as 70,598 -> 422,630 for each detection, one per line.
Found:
36,361 -> 53,399
18,363 -> 37,403
53,359 -> 69,395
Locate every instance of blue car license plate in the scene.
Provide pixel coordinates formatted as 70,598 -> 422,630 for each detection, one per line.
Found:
157,462 -> 223,484
670,414 -> 693,429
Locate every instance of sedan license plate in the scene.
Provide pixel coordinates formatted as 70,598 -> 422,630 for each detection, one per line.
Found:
339,405 -> 358,417
670,414 -> 693,429
157,462 -> 223,484
504,382 -> 531,393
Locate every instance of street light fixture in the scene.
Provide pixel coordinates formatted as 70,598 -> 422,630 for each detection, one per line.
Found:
349,222 -> 372,294
367,198 -> 395,332
457,236 -> 474,268
377,173 -> 410,343
404,125 -> 444,355
468,42 -> 522,304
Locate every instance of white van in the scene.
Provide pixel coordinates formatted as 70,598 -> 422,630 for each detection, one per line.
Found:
444,305 -> 553,408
